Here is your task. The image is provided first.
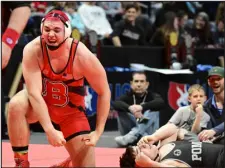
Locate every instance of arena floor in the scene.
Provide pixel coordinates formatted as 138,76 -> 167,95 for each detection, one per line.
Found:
2,131 -> 125,167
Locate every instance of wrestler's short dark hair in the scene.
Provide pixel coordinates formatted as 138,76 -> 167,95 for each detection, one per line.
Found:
131,71 -> 148,81
120,146 -> 136,168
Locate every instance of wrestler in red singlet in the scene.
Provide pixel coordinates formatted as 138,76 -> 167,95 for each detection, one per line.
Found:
7,10 -> 111,167
40,37 -> 91,140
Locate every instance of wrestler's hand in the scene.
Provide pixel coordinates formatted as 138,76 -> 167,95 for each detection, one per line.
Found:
198,129 -> 216,141
137,135 -> 157,146
46,129 -> 66,147
135,151 -> 153,167
2,42 -> 12,69
82,131 -> 100,146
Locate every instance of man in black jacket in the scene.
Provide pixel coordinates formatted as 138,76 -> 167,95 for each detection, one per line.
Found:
112,71 -> 165,146
198,66 -> 224,144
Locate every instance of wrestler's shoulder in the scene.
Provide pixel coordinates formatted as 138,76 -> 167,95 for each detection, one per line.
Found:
24,36 -> 42,52
73,39 -> 84,49
73,39 -> 93,59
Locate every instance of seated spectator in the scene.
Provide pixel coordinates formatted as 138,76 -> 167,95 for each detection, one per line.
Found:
198,66 -> 224,144
78,2 -> 112,38
153,2 -> 193,29
135,4 -> 154,44
169,84 -> 210,134
214,17 -> 224,67
216,2 -> 224,27
215,3 -> 225,66
177,10 -> 189,34
112,71 -> 164,146
139,84 -> 210,143
98,2 -> 123,28
150,11 -> 179,46
120,140 -> 224,167
25,11 -> 45,39
133,2 -> 151,17
185,12 -> 216,48
30,2 -> 47,13
64,2 -> 86,37
214,18 -> 224,48
45,2 -> 67,14
149,2 -> 163,25
111,4 -> 146,47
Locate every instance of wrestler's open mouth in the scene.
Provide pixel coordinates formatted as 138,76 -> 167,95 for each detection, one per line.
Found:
48,40 -> 57,43
48,38 -> 57,43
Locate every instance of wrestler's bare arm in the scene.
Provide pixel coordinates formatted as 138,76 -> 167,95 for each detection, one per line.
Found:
77,42 -> 111,135
148,123 -> 179,141
2,6 -> 31,69
138,123 -> 180,146
154,123 -> 179,140
7,6 -> 31,34
22,40 -> 55,133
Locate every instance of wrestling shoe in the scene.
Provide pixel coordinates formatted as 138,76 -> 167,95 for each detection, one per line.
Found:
14,158 -> 30,167
50,157 -> 72,167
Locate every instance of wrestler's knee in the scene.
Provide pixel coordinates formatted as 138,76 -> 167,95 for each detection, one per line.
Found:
7,91 -> 30,120
8,97 -> 26,119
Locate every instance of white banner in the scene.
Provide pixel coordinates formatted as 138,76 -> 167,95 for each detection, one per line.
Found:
130,63 -> 194,75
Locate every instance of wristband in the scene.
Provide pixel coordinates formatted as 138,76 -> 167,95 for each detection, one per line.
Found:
2,28 -> 20,49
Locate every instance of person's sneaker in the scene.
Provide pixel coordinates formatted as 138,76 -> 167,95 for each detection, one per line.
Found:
50,157 -> 72,167
14,158 -> 30,167
115,134 -> 138,147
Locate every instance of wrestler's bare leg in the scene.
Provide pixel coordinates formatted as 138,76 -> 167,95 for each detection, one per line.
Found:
7,89 -> 38,147
64,135 -> 95,167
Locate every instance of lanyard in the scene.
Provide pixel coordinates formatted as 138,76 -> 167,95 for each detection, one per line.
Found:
133,92 -> 147,105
